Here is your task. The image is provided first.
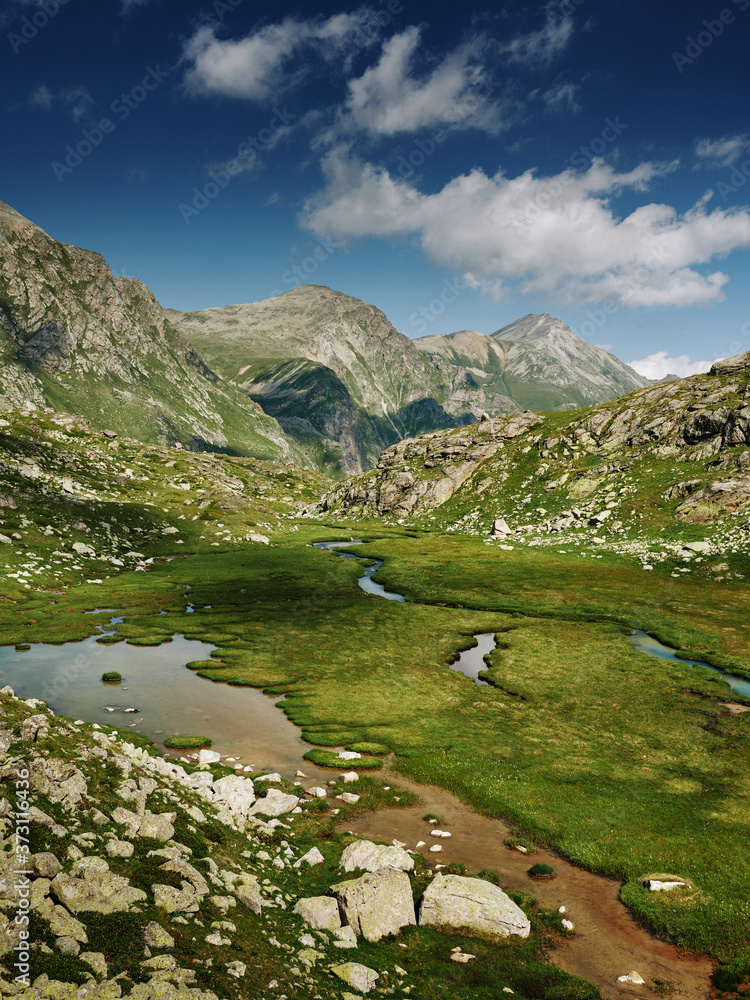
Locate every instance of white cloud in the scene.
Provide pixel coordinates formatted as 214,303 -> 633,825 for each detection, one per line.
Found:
501,11 -> 575,67
302,150 -> 750,308
338,27 -> 510,137
29,84 -> 94,122
29,84 -> 53,111
181,11 -> 380,103
628,352 -> 715,380
694,134 -> 750,168
543,81 -> 580,115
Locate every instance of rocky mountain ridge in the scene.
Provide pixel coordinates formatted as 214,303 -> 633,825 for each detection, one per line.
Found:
0,202 -> 299,464
315,351 -> 750,573
172,288 -> 649,476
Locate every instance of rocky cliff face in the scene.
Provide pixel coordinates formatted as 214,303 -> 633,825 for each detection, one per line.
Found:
0,202 -> 298,462
314,353 -> 750,567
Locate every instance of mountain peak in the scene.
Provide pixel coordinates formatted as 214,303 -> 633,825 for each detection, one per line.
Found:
0,200 -> 47,239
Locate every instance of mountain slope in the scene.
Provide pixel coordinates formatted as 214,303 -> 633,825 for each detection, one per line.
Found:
493,313 -> 649,409
172,285 -> 503,474
0,201 -> 299,463
314,352 -> 750,568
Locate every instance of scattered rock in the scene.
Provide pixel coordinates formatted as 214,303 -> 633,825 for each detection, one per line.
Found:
419,874 -> 530,938
339,840 -> 414,874
293,896 -> 342,932
331,962 -> 380,993
331,869 -> 416,942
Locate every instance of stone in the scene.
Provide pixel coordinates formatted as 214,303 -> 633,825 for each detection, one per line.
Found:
332,869 -> 416,942
36,897 -> 88,943
339,840 -> 414,874
338,751 -> 361,761
450,952 -> 476,963
227,962 -> 246,979
197,749 -> 221,765
294,847 -> 325,868
562,918 -> 574,931
152,884 -> 200,914
646,880 -> 686,892
337,793 -> 360,805
56,936 -> 80,956
306,786 -> 328,798
144,922 -> 175,950
331,963 -> 379,993
419,874 -> 530,938
234,876 -> 263,916
211,774 -> 256,813
106,839 -> 134,858
618,971 -> 646,985
20,714 -> 50,741
491,518 -> 512,537
29,853 -> 61,879
248,788 -> 299,818
72,541 -> 95,556
80,951 -> 108,979
293,896 -> 341,932
138,811 -> 176,842
51,857 -> 147,913
255,772 -> 282,783
341,771 -> 360,783
333,926 -> 358,948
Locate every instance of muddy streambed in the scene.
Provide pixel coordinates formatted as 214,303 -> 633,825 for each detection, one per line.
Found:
341,772 -> 713,999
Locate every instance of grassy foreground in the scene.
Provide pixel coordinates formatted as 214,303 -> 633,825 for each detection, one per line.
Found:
3,522 -> 750,973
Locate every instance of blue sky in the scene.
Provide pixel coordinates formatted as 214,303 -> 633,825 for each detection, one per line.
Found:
2,0 -> 750,377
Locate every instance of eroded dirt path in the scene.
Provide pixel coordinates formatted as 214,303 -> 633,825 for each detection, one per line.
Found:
339,771 -> 713,1000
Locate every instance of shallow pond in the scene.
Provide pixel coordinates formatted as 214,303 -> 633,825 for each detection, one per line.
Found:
0,630 -> 329,777
448,633 -> 496,685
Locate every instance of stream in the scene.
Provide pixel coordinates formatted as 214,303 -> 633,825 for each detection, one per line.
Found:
1,539 -> 743,996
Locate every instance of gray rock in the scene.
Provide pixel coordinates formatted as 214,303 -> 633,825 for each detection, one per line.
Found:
106,839 -> 134,858
419,874 -> 530,938
331,962 -> 380,993
339,840 -> 414,873
293,896 -> 341,932
233,875 -> 263,916
294,847 -> 325,868
55,936 -> 80,956
51,857 -> 147,914
248,788 -> 299,818
144,922 -> 175,950
29,853 -> 61,879
332,869 -> 416,942
210,774 -> 256,814
138,811 -> 176,841
20,714 -> 50,741
152,884 -> 200,914
80,951 -> 108,979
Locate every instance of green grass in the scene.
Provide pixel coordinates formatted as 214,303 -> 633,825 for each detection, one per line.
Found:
163,735 -> 212,749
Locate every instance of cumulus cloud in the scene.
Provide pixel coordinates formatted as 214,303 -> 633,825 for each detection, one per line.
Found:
301,150 -> 750,308
694,134 -> 750,168
338,27 -> 511,137
628,352 -> 715,380
181,11 -> 380,102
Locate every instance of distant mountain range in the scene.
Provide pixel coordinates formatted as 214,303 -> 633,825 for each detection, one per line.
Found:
172,289 -> 648,474
1,200 -> 650,476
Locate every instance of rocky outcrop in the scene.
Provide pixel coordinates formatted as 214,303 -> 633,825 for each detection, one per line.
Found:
419,874 -> 531,938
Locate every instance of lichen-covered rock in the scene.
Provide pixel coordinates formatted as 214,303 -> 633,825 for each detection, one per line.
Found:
418,874 -> 530,938
293,896 -> 341,932
339,840 -> 414,874
145,922 -> 176,950
51,857 -> 147,914
210,774 -> 255,814
331,962 -> 380,993
332,869 -> 416,942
